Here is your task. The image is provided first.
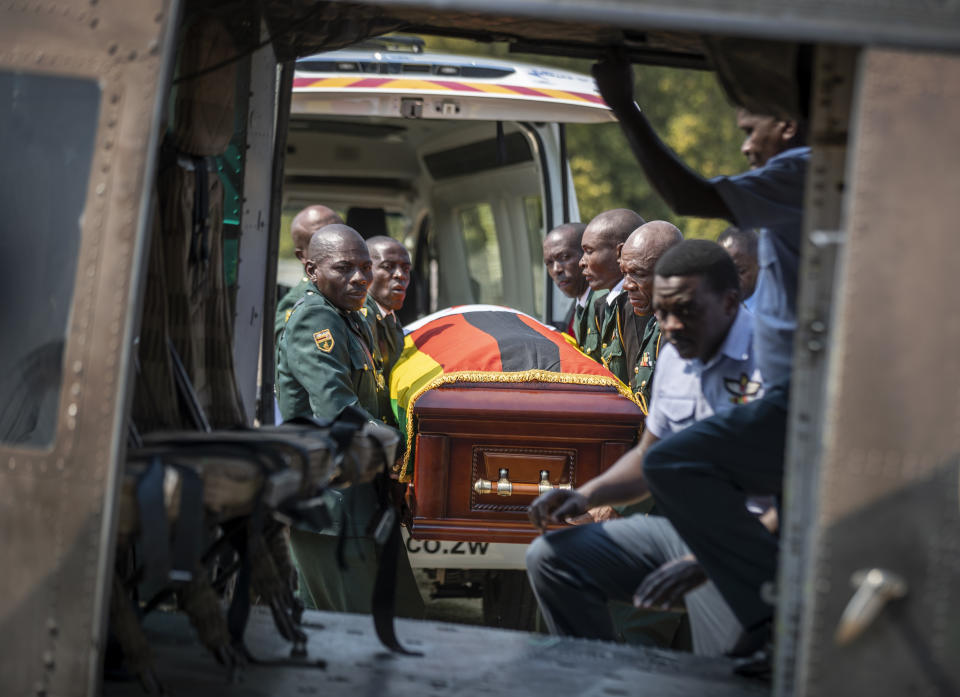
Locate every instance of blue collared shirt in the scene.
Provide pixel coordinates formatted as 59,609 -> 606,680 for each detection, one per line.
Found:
712,146 -> 810,386
646,308 -> 764,439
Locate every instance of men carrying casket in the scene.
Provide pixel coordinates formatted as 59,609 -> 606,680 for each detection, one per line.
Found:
615,221 -> 682,411
274,204 -> 344,348
276,224 -> 423,617
360,236 -> 411,425
577,209 -> 644,365
542,222 -> 589,335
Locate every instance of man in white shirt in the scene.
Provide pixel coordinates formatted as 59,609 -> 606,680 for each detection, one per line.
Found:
527,240 -> 763,656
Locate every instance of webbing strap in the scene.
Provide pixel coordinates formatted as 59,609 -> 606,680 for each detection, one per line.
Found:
371,507 -> 420,656
368,424 -> 419,656
189,156 -> 210,266
227,524 -> 252,645
170,465 -> 204,582
136,457 -> 171,599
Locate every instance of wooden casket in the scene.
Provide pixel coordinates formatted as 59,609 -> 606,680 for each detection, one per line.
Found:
408,381 -> 644,544
391,306 -> 646,545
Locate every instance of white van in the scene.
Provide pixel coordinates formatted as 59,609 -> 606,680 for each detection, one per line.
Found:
283,37 -> 613,327
282,38 -> 613,624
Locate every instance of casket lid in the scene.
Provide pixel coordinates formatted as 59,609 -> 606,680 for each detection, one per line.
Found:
414,382 -> 644,423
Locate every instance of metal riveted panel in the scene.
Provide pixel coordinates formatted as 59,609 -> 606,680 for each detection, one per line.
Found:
344,0 -> 960,52
797,48 -> 960,696
774,43 -> 858,696
0,2 -> 179,695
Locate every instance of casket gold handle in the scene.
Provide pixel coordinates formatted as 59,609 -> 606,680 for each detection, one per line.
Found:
473,468 -> 571,497
496,468 -> 513,496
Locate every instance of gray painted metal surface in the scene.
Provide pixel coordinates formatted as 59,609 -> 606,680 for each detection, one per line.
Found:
103,608 -> 767,697
774,44 -> 857,697
796,47 -> 960,695
345,0 -> 960,51
0,2 -> 179,696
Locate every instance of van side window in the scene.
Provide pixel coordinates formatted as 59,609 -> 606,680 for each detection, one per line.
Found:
0,72 -> 99,447
458,203 -> 503,305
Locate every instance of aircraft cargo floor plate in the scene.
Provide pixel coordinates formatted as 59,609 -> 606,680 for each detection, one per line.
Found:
102,607 -> 767,696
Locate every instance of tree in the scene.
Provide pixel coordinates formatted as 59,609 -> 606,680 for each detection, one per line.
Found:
424,36 -> 745,239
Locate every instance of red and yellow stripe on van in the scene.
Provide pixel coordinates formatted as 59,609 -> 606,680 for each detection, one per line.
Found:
292,76 -> 606,106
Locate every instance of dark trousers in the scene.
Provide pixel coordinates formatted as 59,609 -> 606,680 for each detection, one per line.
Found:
525,515 -> 741,656
643,383 -> 789,631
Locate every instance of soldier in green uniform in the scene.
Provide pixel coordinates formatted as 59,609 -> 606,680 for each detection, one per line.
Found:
274,204 -> 343,347
360,236 -> 411,425
618,221 -> 684,412
276,223 -> 424,618
573,286 -> 606,356
578,208 -> 645,374
542,222 -> 589,335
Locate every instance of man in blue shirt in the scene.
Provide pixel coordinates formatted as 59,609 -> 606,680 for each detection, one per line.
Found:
527,240 -> 763,656
592,55 -> 808,660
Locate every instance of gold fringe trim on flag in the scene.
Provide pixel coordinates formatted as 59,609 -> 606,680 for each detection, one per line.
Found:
397,369 -> 640,482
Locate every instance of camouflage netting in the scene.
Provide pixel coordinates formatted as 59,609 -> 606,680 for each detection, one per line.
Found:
133,15 -> 246,431
172,17 -> 239,156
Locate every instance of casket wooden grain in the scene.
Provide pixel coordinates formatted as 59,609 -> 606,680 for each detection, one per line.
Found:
409,382 -> 644,544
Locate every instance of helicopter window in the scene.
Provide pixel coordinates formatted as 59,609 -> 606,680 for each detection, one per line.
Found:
0,71 -> 100,447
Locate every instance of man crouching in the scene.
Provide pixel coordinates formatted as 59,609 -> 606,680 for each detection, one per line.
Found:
526,239 -> 765,656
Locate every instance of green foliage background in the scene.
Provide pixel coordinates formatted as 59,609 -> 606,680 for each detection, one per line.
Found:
423,36 -> 745,240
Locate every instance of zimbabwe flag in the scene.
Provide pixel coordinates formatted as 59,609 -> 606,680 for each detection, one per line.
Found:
390,305 -> 638,481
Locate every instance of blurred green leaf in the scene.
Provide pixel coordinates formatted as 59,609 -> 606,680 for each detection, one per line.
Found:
424,36 -> 746,240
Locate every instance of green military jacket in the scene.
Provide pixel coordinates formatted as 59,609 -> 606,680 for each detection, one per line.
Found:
630,315 -> 662,415
597,291 -> 631,386
275,286 -> 385,423
360,295 -> 405,425
275,275 -> 312,347
361,296 -> 405,376
611,311 -> 662,519
574,288 -> 608,363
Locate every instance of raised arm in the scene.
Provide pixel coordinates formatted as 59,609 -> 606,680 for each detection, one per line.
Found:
592,54 -> 733,221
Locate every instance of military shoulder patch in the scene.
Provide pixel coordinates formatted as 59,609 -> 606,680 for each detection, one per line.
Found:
313,329 -> 335,353
284,308 -> 293,323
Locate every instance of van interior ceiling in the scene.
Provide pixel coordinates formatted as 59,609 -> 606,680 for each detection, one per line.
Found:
283,112 -> 547,312
192,1 -> 812,119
